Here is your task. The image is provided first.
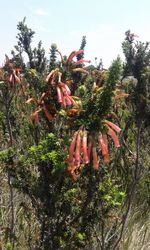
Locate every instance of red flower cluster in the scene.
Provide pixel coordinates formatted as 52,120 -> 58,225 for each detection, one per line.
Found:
0,55 -> 21,84
26,93 -> 55,125
26,49 -> 91,124
67,120 -> 121,181
45,69 -> 77,108
56,49 -> 90,66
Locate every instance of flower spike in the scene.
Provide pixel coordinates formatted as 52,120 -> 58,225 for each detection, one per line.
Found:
68,131 -> 78,164
74,59 -> 91,65
75,131 -> 81,167
106,126 -> 120,148
67,50 -> 84,63
82,130 -> 89,164
104,120 -> 121,133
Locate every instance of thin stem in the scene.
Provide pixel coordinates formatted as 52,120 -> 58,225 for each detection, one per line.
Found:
5,105 -> 15,249
101,218 -> 105,250
112,121 -> 142,250
7,172 -> 15,249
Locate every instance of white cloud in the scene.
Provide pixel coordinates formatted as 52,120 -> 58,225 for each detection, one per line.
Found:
34,8 -> 48,16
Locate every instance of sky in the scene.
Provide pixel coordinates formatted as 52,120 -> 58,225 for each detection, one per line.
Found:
0,0 -> 150,68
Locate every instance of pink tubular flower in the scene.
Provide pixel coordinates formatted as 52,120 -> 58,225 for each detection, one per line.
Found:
68,132 -> 78,164
67,50 -> 84,63
58,72 -> 62,83
75,131 -> 81,167
98,134 -> 110,165
102,134 -> 108,146
56,86 -> 63,103
26,97 -> 36,104
56,49 -> 65,64
32,109 -> 40,125
72,68 -> 89,74
45,70 -> 55,82
62,84 -> 71,96
113,93 -> 129,100
12,69 -> 20,83
104,120 -> 121,133
82,130 -> 89,164
42,105 -> 54,122
74,59 -> 91,65
106,126 -> 120,148
102,134 -> 110,165
65,95 -> 72,106
67,95 -> 77,106
38,92 -> 46,104
59,83 -> 71,96
103,154 -> 110,165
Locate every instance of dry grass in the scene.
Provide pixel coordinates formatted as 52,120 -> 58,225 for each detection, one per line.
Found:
120,206 -> 150,250
0,168 -> 39,250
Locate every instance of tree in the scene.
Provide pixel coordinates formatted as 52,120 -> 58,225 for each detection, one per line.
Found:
12,18 -> 47,72
49,43 -> 57,71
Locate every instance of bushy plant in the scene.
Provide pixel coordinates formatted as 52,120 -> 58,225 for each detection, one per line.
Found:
0,21 -> 149,250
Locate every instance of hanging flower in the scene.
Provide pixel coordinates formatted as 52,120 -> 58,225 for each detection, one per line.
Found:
45,69 -> 79,108
1,55 -> 21,84
68,131 -> 78,164
42,105 -> 55,122
67,121 -> 121,181
26,92 -> 55,124
74,59 -> 91,66
56,49 -> 90,67
82,130 -> 89,164
98,134 -> 109,165
31,109 -> 41,125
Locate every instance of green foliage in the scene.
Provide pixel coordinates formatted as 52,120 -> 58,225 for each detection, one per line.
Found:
98,175 -> 125,208
14,133 -> 66,188
13,18 -> 47,72
49,43 -> 57,71
122,30 -> 150,123
76,35 -> 86,61
28,133 -> 66,170
0,147 -> 15,164
108,56 -> 122,85
15,17 -> 35,66
76,57 -> 122,131
122,30 -> 150,78
32,41 -> 47,73
16,17 -> 35,53
6,241 -> 12,250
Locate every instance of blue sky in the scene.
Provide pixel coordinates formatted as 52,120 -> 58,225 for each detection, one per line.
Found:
0,0 -> 150,67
